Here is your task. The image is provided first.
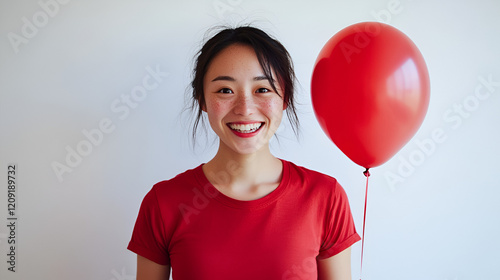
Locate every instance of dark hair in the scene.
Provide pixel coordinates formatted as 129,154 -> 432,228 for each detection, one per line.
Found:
190,25 -> 299,141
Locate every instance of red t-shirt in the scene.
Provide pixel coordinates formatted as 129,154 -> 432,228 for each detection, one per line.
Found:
128,159 -> 360,279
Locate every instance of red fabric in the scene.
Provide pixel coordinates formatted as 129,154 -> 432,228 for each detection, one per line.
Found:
128,160 -> 360,279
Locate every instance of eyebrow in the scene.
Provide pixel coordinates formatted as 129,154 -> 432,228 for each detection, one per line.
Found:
211,75 -> 274,82
211,76 -> 235,82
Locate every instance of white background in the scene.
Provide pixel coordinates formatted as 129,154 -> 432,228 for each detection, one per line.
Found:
1,0 -> 499,279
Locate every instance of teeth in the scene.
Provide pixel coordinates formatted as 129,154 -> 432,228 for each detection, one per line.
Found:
229,123 -> 262,133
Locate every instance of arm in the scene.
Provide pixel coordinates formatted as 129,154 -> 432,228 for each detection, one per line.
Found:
317,247 -> 353,280
137,255 -> 170,280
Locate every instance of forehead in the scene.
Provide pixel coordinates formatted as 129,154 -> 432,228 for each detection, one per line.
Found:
204,44 -> 279,83
207,44 -> 260,72
215,43 -> 255,58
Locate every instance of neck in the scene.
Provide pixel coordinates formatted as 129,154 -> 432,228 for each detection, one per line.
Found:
203,141 -> 282,190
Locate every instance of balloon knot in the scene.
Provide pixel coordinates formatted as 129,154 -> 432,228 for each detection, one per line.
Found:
363,168 -> 371,177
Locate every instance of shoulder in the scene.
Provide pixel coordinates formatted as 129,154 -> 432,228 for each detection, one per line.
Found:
285,160 -> 339,187
136,164 -> 206,224
283,160 -> 350,200
149,164 -> 204,201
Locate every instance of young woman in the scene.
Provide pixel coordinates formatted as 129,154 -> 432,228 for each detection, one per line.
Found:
128,26 -> 360,280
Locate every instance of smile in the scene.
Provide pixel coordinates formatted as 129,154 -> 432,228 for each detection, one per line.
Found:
227,122 -> 263,134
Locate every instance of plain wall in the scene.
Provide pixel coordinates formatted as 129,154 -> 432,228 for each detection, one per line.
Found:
1,0 -> 499,279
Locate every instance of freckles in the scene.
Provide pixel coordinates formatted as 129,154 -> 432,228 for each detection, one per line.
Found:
207,100 -> 228,117
263,99 -> 284,121
214,101 -> 227,111
207,99 -> 222,110
268,99 -> 283,109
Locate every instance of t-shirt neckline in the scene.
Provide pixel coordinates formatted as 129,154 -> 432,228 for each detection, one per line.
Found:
193,159 -> 290,210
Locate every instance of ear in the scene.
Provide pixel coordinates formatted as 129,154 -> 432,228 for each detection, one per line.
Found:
201,103 -> 207,112
283,99 -> 288,110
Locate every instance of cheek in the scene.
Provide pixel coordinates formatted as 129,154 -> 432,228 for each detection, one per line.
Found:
206,99 -> 228,119
262,100 -> 284,133
264,99 -> 285,118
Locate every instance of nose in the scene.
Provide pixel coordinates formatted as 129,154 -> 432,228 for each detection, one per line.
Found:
233,92 -> 256,116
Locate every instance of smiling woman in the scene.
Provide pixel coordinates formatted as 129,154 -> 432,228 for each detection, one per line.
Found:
202,43 -> 285,155
127,26 -> 360,280
191,26 -> 299,142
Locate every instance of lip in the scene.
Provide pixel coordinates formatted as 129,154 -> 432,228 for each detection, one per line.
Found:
227,121 -> 263,125
226,122 -> 264,138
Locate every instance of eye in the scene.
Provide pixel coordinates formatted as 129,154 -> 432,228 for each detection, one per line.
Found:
256,88 -> 270,93
217,88 -> 233,94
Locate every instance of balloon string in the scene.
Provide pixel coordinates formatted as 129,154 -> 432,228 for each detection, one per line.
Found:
360,168 -> 370,280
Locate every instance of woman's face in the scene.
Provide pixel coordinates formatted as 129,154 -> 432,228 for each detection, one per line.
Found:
203,44 -> 285,155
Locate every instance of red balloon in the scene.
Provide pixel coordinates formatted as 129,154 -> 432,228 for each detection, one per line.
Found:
311,22 -> 430,168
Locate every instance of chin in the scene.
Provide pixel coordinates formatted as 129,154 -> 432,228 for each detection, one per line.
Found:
228,141 -> 267,156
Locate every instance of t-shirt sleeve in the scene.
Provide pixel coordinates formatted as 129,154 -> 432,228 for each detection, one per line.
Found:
127,187 -> 170,266
317,180 -> 360,259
